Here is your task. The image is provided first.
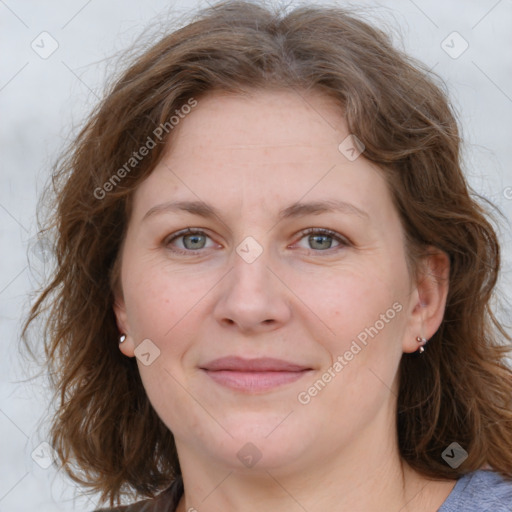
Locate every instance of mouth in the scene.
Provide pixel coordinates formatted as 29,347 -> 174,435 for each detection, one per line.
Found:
199,356 -> 313,393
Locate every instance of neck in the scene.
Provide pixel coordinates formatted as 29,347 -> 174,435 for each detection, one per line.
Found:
174,420 -> 453,512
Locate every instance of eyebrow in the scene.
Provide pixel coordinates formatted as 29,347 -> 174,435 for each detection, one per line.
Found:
142,199 -> 369,222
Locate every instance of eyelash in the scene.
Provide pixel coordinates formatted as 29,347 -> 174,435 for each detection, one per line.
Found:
164,227 -> 350,256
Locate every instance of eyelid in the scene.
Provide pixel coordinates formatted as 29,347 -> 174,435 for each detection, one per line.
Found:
292,227 -> 351,251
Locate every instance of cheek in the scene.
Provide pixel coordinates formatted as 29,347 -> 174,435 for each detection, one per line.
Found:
121,259 -> 209,431
293,269 -> 407,426
122,252 -> 215,341
291,262 -> 407,356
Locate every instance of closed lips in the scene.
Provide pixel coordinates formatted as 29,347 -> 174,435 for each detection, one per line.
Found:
200,356 -> 311,372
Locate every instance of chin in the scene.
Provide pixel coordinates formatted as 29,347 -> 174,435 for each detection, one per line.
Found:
209,413 -> 313,468
221,435 -> 308,473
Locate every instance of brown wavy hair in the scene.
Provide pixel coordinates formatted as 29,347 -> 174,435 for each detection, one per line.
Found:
22,0 -> 512,507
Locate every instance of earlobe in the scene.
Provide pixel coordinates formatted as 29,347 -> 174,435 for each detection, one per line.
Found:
403,248 -> 450,353
117,332 -> 136,357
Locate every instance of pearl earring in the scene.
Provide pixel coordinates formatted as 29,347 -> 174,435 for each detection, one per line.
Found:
416,336 -> 427,353
119,334 -> 126,344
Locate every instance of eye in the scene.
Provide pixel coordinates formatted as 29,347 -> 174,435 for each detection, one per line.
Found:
294,228 -> 350,252
164,227 -> 350,255
164,228 -> 217,254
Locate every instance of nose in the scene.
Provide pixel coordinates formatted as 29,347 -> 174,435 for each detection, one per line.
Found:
213,248 -> 292,334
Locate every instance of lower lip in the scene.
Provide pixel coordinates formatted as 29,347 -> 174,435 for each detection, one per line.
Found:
202,370 -> 311,392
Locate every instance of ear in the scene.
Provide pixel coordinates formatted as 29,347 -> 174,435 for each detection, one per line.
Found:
402,247 -> 450,353
113,293 -> 136,358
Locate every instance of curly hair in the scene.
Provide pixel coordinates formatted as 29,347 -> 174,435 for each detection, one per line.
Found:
22,0 -> 512,507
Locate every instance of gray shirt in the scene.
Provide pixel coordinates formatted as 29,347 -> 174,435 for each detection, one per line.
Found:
438,470 -> 512,511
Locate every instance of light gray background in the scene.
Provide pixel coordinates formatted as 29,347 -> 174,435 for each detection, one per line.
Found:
1,0 -> 511,510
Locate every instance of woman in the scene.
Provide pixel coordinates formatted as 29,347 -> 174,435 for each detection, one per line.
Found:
23,1 -> 512,510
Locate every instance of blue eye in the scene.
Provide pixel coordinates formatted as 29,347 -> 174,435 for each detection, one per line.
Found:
181,232 -> 207,250
165,229 -> 214,254
295,228 -> 349,252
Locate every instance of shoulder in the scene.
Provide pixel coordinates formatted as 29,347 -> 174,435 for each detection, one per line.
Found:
438,469 -> 512,512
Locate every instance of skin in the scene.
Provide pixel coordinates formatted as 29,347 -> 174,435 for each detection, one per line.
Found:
114,89 -> 455,511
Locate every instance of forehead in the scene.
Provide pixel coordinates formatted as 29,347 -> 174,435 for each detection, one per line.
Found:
130,89 -> 393,224
167,89 -> 347,154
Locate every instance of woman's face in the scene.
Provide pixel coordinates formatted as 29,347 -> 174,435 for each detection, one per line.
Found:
114,89 -> 440,474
